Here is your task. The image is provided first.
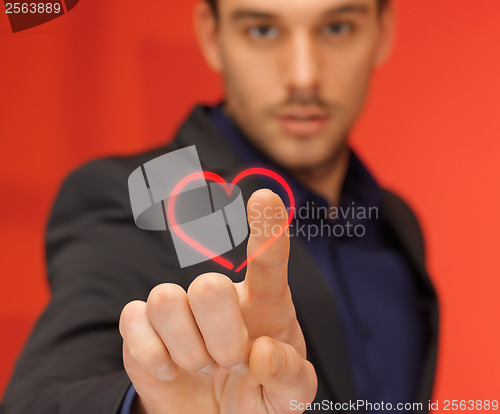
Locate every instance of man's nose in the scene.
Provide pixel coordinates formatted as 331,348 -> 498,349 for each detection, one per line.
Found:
284,32 -> 320,97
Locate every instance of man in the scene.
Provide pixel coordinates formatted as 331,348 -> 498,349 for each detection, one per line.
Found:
0,0 -> 439,413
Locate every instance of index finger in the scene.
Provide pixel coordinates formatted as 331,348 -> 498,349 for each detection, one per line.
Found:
243,189 -> 291,300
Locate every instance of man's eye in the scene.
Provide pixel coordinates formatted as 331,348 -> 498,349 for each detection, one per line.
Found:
248,25 -> 278,40
322,22 -> 353,36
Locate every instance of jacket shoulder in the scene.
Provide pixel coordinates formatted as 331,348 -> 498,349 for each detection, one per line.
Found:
60,144 -> 177,193
49,143 -> 181,217
381,189 -> 426,266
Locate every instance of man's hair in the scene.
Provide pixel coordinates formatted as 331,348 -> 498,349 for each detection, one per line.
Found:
205,0 -> 390,17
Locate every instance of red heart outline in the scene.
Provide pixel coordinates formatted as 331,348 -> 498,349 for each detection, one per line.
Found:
167,168 -> 295,273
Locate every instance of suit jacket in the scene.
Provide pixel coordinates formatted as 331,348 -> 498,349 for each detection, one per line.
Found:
0,106 -> 439,414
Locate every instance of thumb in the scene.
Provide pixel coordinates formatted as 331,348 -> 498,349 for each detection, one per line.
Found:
249,336 -> 317,412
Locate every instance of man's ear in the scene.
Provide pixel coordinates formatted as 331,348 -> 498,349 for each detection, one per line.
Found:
194,1 -> 223,73
374,1 -> 396,66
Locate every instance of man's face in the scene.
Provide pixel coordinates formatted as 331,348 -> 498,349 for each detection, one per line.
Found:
203,0 -> 392,171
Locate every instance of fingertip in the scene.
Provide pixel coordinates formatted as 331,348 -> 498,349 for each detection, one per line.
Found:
146,283 -> 187,317
187,272 -> 233,300
247,189 -> 285,218
119,300 -> 146,340
251,188 -> 277,198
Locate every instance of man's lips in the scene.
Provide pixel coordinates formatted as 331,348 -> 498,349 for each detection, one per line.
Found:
278,113 -> 328,136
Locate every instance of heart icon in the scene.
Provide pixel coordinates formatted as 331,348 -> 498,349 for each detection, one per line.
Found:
5,0 -> 79,33
167,168 -> 295,273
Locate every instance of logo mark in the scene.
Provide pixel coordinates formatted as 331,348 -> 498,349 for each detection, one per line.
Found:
4,1 -> 79,33
128,146 -> 248,269
128,146 -> 295,271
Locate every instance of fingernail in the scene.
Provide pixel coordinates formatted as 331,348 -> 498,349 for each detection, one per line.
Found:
271,342 -> 281,375
197,362 -> 218,376
229,362 -> 249,376
154,364 -> 177,381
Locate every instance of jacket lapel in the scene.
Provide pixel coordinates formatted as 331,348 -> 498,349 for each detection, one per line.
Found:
382,191 -> 439,408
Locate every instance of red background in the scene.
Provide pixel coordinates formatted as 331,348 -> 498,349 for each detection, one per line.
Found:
1,0 -> 499,403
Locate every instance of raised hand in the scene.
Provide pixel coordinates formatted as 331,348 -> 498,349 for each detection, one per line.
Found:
119,189 -> 317,414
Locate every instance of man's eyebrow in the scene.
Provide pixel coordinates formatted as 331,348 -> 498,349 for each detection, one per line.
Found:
231,10 -> 277,20
323,3 -> 370,16
230,3 -> 370,21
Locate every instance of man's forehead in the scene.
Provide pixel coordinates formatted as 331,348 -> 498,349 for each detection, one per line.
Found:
219,0 -> 376,18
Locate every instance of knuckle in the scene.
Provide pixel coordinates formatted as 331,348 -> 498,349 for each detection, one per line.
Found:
172,350 -> 212,372
147,283 -> 186,312
211,348 -> 246,369
188,272 -> 233,303
206,334 -> 250,368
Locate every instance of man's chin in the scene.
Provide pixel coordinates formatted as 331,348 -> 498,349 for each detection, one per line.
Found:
248,129 -> 339,170
268,147 -> 329,171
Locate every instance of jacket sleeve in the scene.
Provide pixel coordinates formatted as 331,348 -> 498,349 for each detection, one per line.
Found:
0,158 -> 180,414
